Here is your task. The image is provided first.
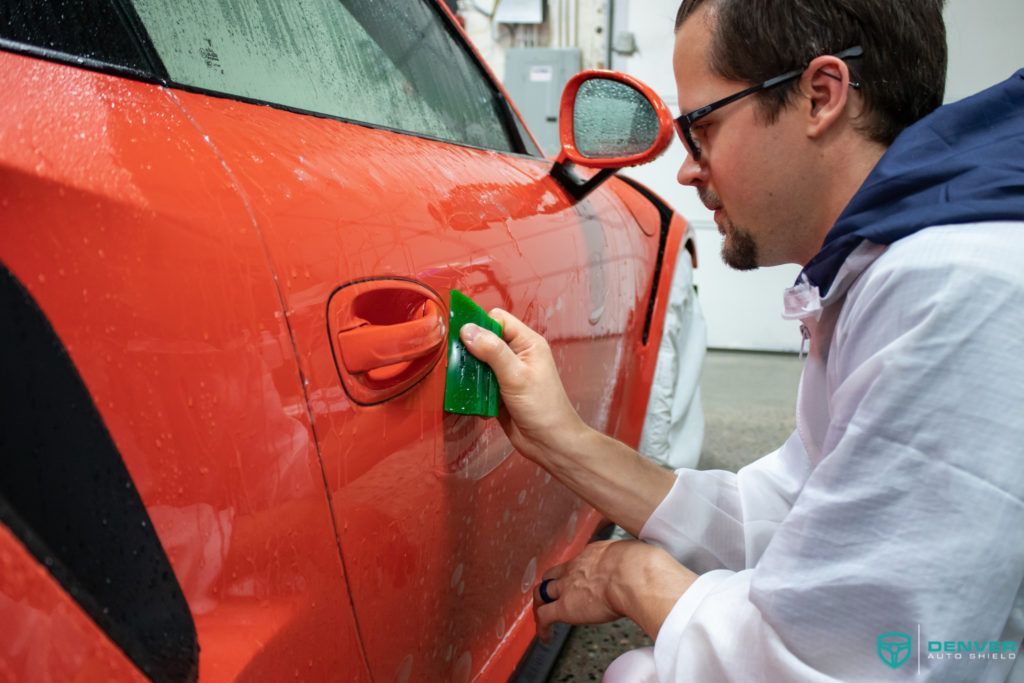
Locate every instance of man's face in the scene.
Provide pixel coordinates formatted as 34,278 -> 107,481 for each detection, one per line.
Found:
673,6 -> 816,269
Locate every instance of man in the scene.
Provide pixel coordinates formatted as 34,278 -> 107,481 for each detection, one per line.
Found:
461,0 -> 1024,680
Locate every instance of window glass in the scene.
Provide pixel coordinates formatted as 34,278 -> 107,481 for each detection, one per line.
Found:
130,0 -> 517,152
0,0 -> 149,71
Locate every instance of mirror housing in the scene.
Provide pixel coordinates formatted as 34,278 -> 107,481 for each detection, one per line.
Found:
550,70 -> 673,201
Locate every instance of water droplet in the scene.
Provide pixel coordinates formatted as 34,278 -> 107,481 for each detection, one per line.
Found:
452,651 -> 473,683
395,655 -> 413,683
521,557 -> 537,593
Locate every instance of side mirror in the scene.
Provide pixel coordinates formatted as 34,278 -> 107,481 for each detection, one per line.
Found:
551,70 -> 673,201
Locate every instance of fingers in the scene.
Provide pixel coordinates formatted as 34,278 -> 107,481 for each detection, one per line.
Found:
486,308 -> 546,355
535,601 -> 560,643
535,578 -> 560,605
459,322 -> 523,380
541,564 -> 566,582
534,564 -> 564,606
533,564 -> 565,642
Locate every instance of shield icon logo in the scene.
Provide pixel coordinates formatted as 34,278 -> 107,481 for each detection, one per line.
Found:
877,631 -> 912,669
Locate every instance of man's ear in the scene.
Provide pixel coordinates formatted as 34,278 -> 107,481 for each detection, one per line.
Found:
800,56 -> 853,139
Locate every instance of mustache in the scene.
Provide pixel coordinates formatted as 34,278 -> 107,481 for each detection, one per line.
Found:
698,187 -> 722,210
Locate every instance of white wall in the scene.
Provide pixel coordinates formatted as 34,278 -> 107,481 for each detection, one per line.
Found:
944,0 -> 1024,104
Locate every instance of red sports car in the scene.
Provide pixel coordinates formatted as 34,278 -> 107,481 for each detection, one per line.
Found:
0,1 -> 697,680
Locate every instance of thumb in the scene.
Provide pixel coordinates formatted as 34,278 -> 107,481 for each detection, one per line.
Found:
460,322 -> 522,381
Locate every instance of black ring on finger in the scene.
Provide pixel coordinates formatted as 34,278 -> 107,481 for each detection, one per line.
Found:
539,578 -> 556,604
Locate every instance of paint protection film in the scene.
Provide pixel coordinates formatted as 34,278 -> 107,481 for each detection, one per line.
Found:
130,0 -> 515,151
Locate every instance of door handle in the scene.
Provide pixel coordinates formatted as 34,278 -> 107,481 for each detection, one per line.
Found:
328,279 -> 446,405
337,300 -> 445,375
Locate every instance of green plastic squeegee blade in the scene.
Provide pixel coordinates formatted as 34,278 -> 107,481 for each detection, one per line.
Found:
444,290 -> 502,417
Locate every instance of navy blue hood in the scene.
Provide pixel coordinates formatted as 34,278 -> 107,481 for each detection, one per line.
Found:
800,69 -> 1024,295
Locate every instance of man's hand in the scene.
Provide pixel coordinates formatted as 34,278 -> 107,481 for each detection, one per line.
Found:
460,308 -> 591,464
460,308 -> 677,536
532,540 -> 698,642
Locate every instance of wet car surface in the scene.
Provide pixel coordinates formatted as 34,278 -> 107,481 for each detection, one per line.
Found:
0,1 -> 695,680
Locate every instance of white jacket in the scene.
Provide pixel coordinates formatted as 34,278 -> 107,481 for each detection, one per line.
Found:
641,222 -> 1024,682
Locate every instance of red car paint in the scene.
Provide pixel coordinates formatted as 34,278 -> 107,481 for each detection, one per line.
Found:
0,5 -> 695,682
0,525 -> 146,682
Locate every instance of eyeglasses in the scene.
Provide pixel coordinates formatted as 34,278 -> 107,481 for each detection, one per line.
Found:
674,45 -> 864,161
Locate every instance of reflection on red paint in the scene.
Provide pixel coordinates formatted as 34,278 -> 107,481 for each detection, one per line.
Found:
0,53 -> 368,682
0,37 -> 691,680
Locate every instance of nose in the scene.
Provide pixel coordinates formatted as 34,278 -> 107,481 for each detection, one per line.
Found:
676,149 -> 706,187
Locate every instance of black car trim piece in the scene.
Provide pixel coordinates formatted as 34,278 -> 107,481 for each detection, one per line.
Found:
614,175 -> 675,346
0,37 -> 164,84
0,265 -> 198,683
550,159 -> 618,202
509,622 -> 573,683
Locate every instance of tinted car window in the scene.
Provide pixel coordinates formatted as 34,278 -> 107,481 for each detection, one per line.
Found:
130,0 -> 517,152
0,0 -> 149,71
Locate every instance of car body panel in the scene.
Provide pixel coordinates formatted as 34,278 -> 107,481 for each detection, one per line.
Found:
0,1 -> 695,678
0,52 -> 370,682
168,84 -> 660,680
0,524 -> 147,682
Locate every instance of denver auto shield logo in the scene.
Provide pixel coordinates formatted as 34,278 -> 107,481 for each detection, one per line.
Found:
877,631 -> 913,669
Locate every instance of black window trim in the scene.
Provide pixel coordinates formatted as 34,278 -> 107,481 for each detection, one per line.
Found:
0,36 -> 165,85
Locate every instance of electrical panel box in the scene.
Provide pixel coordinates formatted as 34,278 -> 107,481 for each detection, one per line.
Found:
503,48 -> 582,156
494,0 -> 544,24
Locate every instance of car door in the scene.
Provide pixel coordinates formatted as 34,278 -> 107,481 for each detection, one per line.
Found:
0,5 -> 371,678
123,0 -> 661,680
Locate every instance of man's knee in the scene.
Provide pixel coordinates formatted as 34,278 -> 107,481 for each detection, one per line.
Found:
603,646 -> 658,683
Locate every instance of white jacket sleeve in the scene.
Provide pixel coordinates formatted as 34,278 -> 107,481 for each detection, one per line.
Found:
642,227 -> 1024,682
639,430 -> 810,574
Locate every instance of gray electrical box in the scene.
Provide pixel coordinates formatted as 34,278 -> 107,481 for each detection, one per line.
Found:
503,48 -> 582,156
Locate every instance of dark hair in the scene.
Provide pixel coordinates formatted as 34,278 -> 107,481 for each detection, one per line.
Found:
675,0 -> 947,145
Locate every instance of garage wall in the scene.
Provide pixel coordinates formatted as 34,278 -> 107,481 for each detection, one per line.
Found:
462,0 -> 1024,351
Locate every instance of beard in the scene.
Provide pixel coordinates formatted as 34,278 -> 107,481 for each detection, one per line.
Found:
720,218 -> 759,270
699,187 -> 759,270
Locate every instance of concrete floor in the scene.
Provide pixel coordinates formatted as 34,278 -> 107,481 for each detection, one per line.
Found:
547,349 -> 803,681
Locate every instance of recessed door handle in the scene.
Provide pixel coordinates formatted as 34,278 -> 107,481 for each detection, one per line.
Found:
337,301 -> 445,374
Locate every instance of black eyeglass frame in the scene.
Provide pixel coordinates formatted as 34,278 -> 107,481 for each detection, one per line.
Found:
675,45 -> 864,161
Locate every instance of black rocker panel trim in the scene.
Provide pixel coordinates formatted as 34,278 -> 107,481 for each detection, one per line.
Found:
0,264 -> 198,683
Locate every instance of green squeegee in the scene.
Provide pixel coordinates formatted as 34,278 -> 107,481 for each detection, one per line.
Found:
444,290 -> 503,417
